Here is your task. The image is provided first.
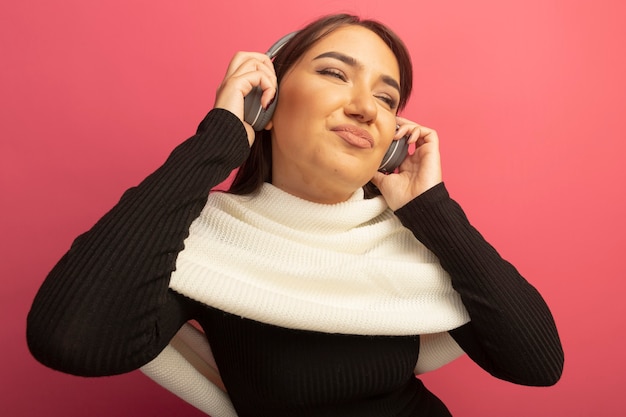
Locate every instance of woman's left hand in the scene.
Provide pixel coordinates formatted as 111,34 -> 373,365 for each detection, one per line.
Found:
371,117 -> 443,211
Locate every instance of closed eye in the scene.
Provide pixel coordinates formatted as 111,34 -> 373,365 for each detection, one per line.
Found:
317,66 -> 398,110
376,95 -> 398,110
317,68 -> 347,82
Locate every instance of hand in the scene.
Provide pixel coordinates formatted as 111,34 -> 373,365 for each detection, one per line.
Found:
214,51 -> 277,145
371,117 -> 443,211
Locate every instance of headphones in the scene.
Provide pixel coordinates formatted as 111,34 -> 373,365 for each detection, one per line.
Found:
243,32 -> 296,131
243,32 -> 409,173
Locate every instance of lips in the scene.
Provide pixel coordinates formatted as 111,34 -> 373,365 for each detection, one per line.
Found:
331,125 -> 374,149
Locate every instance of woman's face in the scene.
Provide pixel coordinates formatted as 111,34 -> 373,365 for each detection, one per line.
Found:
268,25 -> 401,204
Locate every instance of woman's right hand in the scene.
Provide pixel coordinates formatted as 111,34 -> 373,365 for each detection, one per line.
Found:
214,51 -> 277,145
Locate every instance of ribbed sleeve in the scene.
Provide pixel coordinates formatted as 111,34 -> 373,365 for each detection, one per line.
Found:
395,183 -> 564,386
27,109 -> 250,376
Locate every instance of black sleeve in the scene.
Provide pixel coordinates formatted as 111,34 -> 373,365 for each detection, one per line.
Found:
395,183 -> 564,386
26,108 -> 250,377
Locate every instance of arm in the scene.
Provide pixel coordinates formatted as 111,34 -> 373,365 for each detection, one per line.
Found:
372,119 -> 563,386
27,109 -> 250,376
140,323 -> 238,417
396,183 -> 564,386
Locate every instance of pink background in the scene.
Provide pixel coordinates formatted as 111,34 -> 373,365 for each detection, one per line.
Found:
2,1 -> 624,416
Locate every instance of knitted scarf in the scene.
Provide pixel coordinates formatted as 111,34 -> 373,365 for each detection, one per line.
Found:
169,183 -> 470,335
142,183 -> 470,416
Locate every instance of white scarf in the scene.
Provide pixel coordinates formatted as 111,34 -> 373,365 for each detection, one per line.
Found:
142,184 -> 470,416
169,183 -> 470,335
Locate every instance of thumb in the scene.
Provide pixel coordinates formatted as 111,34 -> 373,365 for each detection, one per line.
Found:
370,171 -> 386,189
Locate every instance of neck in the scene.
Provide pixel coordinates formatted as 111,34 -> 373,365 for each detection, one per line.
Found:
271,175 -> 356,205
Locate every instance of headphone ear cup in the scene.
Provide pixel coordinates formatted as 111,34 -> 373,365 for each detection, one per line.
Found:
243,86 -> 277,131
243,31 -> 296,131
378,134 -> 409,173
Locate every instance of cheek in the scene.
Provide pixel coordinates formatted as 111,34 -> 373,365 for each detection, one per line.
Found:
276,72 -> 313,110
272,78 -> 333,143
378,119 -> 399,152
272,85 -> 307,133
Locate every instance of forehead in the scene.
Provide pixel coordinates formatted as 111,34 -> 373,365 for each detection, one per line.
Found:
302,25 -> 400,79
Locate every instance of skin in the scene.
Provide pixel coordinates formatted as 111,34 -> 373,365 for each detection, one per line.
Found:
215,25 -> 442,210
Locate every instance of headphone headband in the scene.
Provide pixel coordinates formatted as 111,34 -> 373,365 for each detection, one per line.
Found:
266,31 -> 299,58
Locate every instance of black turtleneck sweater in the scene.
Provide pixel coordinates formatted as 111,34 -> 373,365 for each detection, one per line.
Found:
27,109 -> 563,416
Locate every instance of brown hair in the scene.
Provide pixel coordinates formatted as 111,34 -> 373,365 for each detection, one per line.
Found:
228,13 -> 413,197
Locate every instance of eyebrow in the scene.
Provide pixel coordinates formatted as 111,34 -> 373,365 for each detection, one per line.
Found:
312,51 -> 401,93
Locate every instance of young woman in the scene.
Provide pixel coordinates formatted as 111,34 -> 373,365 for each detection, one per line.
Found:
27,13 -> 564,417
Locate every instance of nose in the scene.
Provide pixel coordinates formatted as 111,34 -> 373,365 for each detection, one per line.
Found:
344,84 -> 377,124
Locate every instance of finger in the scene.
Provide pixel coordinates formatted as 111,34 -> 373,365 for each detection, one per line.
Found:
227,59 -> 278,108
395,118 -> 439,147
218,71 -> 274,101
220,64 -> 277,107
394,123 -> 420,144
227,59 -> 276,90
414,126 -> 439,148
223,51 -> 273,78
257,75 -> 277,109
214,74 -> 276,122
235,56 -> 276,81
394,117 -> 418,142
